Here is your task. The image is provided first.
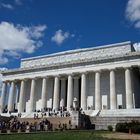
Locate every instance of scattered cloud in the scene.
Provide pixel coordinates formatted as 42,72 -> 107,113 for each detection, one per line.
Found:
0,0 -> 23,10
133,43 -> 140,51
15,0 -> 22,5
71,34 -> 75,38
0,21 -> 47,64
126,0 -> 140,28
51,30 -> 69,45
51,29 -> 74,45
1,3 -> 14,10
29,25 -> 47,39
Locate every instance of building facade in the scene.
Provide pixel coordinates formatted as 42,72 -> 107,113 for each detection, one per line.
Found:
0,41 -> 140,115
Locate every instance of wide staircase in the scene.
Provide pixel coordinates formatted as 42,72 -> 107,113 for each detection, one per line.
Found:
90,109 -> 140,130
90,116 -> 140,130
99,109 -> 140,117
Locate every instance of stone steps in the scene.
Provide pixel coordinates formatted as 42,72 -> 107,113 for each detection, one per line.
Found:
17,116 -> 72,129
90,116 -> 140,130
84,110 -> 100,116
99,109 -> 140,117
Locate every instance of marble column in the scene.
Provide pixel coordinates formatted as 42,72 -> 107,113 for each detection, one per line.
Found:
81,73 -> 87,110
95,71 -> 101,110
8,81 -> 15,112
41,77 -> 48,110
73,77 -> 80,104
18,80 -> 26,113
15,83 -> 20,109
110,70 -> 117,109
53,76 -> 60,111
30,78 -> 36,112
0,82 -> 7,113
67,75 -> 73,111
60,78 -> 66,108
125,68 -> 133,109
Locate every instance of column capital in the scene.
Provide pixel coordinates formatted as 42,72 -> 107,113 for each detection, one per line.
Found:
40,76 -> 49,80
81,71 -> 88,75
2,80 -> 7,84
59,73 -> 67,77
19,78 -> 32,81
73,76 -> 80,80
19,78 -> 27,82
72,72 -> 80,75
8,80 -> 16,84
109,68 -> 117,72
54,75 -> 61,79
94,70 -> 102,73
68,73 -> 74,76
31,77 -> 38,80
123,66 -> 132,70
60,77 -> 67,80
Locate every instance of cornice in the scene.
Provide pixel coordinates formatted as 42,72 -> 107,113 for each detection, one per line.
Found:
1,52 -> 140,75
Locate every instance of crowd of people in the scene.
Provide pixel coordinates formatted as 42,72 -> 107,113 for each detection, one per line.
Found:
0,116 -> 53,133
0,103 -> 89,133
33,110 -> 71,119
17,107 -> 71,119
0,108 -> 73,133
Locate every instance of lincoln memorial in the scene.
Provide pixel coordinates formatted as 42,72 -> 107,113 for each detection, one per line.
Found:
0,41 -> 140,121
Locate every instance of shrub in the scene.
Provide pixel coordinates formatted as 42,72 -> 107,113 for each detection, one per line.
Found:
115,123 -> 129,133
116,121 -> 140,134
108,125 -> 113,131
132,125 -> 140,134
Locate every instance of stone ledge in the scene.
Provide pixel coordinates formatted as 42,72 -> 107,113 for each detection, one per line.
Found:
99,109 -> 140,117
2,52 -> 140,75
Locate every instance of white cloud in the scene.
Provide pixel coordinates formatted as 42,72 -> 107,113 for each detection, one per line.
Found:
0,21 -> 47,64
29,25 -> 47,39
1,3 -> 14,10
133,43 -> 140,51
0,0 -> 23,10
126,0 -> 140,28
51,29 -> 70,45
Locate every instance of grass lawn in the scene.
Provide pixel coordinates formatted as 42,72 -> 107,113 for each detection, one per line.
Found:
0,131 -> 117,140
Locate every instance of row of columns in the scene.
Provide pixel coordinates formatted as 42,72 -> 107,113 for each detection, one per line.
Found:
0,68 -> 133,113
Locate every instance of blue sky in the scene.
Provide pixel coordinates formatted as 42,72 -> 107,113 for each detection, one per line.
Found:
0,0 -> 140,69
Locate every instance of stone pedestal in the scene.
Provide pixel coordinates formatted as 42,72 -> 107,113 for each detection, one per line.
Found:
71,111 -> 80,128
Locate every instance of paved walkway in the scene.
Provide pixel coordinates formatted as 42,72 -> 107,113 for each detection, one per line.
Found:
102,132 -> 140,140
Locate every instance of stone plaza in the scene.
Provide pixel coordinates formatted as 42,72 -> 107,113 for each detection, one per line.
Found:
0,41 -> 140,129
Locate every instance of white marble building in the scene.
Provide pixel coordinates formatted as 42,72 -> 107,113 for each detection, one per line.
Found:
0,41 -> 140,116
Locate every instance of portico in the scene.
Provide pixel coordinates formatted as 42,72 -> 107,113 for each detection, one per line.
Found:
0,41 -> 140,115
